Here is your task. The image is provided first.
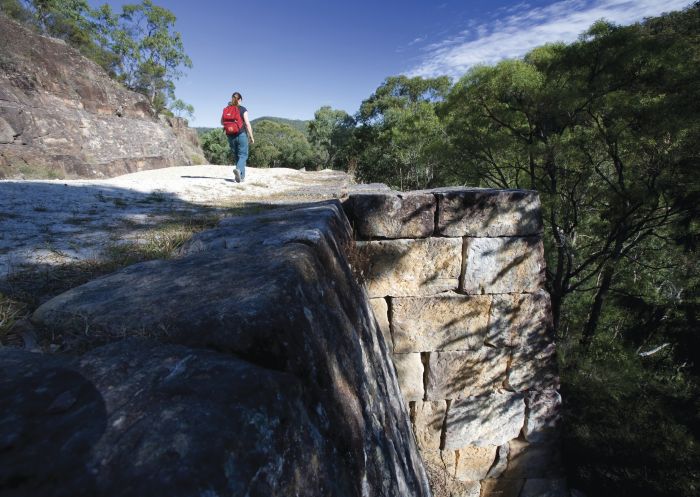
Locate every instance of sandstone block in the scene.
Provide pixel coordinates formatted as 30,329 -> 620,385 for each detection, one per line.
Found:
425,348 -> 508,400
507,342 -> 559,392
454,445 -> 498,481
462,236 -> 545,294
356,238 -> 462,297
345,192 -> 435,239
411,400 -> 447,451
436,189 -> 543,237
486,443 -> 510,479
370,298 -> 392,352
444,392 -> 525,449
422,450 -> 481,497
523,389 -> 562,443
488,290 -> 553,347
392,294 -> 492,353
394,353 -> 424,401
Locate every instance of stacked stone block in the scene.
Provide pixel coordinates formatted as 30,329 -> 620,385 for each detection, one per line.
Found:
344,189 -> 565,497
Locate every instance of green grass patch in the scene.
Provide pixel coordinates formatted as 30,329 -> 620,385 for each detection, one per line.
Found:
0,293 -> 29,345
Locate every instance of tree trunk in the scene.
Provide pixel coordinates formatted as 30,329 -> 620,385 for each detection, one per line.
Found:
580,262 -> 615,347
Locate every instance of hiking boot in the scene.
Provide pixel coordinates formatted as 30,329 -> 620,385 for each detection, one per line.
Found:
233,169 -> 241,183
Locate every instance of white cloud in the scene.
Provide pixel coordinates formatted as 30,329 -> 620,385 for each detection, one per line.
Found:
408,0 -> 694,78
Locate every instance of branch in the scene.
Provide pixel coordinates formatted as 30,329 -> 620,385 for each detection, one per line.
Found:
639,343 -> 670,357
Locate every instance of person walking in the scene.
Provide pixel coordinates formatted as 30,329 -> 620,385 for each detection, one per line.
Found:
221,92 -> 254,182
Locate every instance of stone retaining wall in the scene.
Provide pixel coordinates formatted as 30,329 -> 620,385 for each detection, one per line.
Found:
344,189 -> 565,497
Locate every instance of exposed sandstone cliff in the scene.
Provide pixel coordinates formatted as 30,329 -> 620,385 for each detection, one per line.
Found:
0,15 -> 205,179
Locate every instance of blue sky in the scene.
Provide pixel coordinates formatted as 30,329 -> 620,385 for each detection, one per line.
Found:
90,0 -> 694,126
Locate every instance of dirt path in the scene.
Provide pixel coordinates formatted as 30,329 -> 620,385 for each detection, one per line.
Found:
0,165 -> 374,279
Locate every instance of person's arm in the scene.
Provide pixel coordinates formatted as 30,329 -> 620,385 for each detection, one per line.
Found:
243,111 -> 254,143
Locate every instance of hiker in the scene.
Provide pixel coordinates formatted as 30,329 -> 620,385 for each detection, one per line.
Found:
221,92 -> 255,182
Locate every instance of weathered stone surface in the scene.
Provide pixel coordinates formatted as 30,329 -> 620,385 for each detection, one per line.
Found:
454,445 -> 498,481
392,294 -> 492,353
486,443 -> 510,479
444,392 -> 525,449
462,236 -> 545,294
422,450 -> 481,497
357,238 -> 462,297
411,400 -> 446,451
0,16 -> 204,179
435,189 -> 543,237
425,348 -> 508,400
1,342 -> 358,497
344,192 -> 436,239
523,389 -> 562,443
395,353 -> 425,401
506,439 -> 564,479
487,290 -> 552,348
520,478 -> 569,497
507,341 -> 559,392
480,478 -> 525,497
29,201 -> 431,496
0,116 -> 15,144
370,297 -> 393,352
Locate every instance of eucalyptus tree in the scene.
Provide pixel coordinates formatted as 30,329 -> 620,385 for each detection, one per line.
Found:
439,14 -> 699,346
354,75 -> 451,190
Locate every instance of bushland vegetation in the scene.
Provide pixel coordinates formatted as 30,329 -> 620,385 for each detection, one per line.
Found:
311,5 -> 699,496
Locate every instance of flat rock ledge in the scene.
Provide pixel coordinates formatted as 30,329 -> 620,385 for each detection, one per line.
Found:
3,200 -> 431,497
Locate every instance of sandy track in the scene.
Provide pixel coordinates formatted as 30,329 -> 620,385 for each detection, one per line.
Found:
0,165 -> 361,278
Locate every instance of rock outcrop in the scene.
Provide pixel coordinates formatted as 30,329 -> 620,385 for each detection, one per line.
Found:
11,201 -> 431,497
4,186 -> 564,496
0,15 -> 205,179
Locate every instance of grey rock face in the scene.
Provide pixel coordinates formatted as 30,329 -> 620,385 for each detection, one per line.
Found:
22,200 -> 431,496
435,188 -> 543,237
462,236 -> 545,294
0,16 -> 205,179
0,343 -> 348,497
343,192 -> 436,239
444,392 -> 525,449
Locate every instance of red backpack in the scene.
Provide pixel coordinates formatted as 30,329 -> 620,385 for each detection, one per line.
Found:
221,105 -> 243,135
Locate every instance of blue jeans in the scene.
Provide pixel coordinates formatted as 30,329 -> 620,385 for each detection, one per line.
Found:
227,132 -> 248,179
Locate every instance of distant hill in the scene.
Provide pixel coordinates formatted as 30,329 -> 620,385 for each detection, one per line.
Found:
197,117 -> 310,137
252,117 -> 310,134
195,127 -> 216,136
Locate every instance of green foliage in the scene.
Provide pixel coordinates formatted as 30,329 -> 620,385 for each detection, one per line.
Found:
169,98 -> 194,120
562,337 -> 700,497
200,128 -> 231,165
249,119 -> 317,169
0,0 -> 31,22
308,106 -> 355,170
354,75 -> 451,189
102,0 -> 192,113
